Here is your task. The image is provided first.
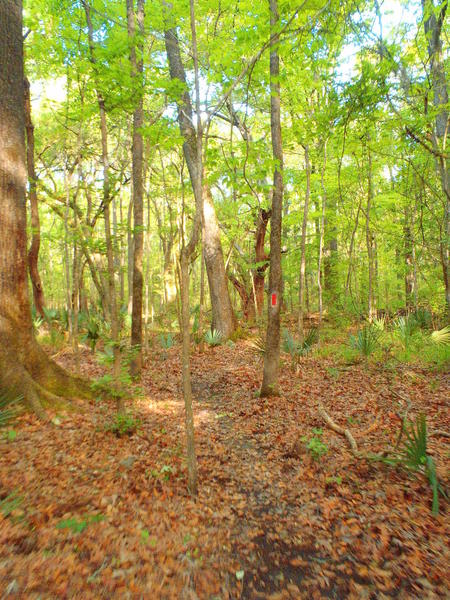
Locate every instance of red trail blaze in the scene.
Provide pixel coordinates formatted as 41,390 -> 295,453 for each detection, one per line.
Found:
271,292 -> 277,307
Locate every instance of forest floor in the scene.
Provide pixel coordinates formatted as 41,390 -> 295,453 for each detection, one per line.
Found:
0,337 -> 449,599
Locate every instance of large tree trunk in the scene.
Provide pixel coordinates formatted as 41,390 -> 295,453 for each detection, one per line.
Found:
24,78 -> 46,318
0,0 -> 91,416
127,0 -> 145,376
260,0 -> 283,397
164,25 -> 236,338
422,0 -> 449,311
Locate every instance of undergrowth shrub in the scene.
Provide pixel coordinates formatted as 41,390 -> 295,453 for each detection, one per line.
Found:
350,324 -> 382,357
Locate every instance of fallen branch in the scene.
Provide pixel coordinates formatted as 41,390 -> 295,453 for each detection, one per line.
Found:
318,404 -> 359,455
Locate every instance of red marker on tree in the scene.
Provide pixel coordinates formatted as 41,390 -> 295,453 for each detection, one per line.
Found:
271,292 -> 277,307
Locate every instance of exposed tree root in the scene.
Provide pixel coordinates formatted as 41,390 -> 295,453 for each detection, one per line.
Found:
0,317 -> 92,419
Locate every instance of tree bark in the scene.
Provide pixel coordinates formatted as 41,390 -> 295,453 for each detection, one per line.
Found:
366,137 -> 375,320
164,23 -> 236,338
0,0 -> 91,416
261,0 -> 283,397
24,78 -> 46,318
83,0 -> 122,400
297,144 -> 310,341
127,0 -> 145,376
254,208 -> 271,316
421,0 -> 449,311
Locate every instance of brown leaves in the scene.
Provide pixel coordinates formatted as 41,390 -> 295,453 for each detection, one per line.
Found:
0,344 -> 448,598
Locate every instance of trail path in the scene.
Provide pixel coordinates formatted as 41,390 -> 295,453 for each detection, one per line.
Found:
0,341 -> 448,599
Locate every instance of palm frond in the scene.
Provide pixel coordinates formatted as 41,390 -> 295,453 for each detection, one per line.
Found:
431,326 -> 450,346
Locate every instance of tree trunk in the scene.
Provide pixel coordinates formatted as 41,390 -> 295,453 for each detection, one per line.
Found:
298,144 -> 310,341
318,140 -> 327,327
0,0 -> 91,416
253,208 -> 271,316
366,137 -> 375,320
422,0 -> 449,311
260,0 -> 283,397
24,78 -> 46,318
84,0 -> 122,401
164,24 -> 236,338
127,0 -> 145,376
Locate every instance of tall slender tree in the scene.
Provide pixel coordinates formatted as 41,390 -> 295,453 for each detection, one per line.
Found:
261,0 -> 283,397
127,0 -> 145,376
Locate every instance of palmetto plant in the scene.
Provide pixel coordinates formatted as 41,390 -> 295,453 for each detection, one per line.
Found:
397,414 -> 442,515
282,328 -> 318,369
350,324 -> 381,357
249,335 -> 265,359
430,325 -> 450,346
82,317 -> 101,352
159,332 -> 175,350
0,394 -> 21,429
412,307 -> 432,329
394,315 -> 418,349
205,329 -> 223,347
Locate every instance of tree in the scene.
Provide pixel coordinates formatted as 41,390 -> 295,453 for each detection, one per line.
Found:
127,0 -> 145,376
0,0 -> 90,417
260,0 -> 283,397
164,12 -> 236,338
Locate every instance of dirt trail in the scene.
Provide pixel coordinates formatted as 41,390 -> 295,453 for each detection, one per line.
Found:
0,341 -> 448,599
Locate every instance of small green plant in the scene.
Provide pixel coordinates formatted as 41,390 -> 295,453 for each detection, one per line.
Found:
159,332 -> 175,350
430,325 -> 450,346
82,316 -> 101,352
282,328 -> 318,369
249,335 -> 265,359
412,307 -> 432,329
372,316 -> 386,331
301,428 -> 328,460
0,491 -> 23,519
205,329 -> 223,346
0,393 -> 21,429
325,475 -> 342,486
56,514 -> 105,534
393,315 -> 419,350
380,414 -> 446,515
140,529 -> 157,547
106,412 -> 140,437
350,324 -> 381,357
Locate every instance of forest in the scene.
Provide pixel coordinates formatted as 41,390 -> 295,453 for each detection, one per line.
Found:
0,0 -> 449,597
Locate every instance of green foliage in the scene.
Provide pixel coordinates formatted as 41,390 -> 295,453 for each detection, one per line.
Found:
412,307 -> 432,330
430,325 -> 450,346
106,412 -> 140,437
159,332 -> 175,350
205,329 -> 223,347
350,324 -> 382,357
56,514 -> 105,534
380,414 -> 445,515
249,335 -> 265,358
0,491 -> 23,519
81,316 -> 101,351
282,328 -> 318,368
301,428 -> 328,460
393,315 -> 419,349
0,394 -> 21,429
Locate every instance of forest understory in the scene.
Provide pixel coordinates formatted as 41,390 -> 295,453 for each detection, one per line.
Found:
1,336 -> 448,599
